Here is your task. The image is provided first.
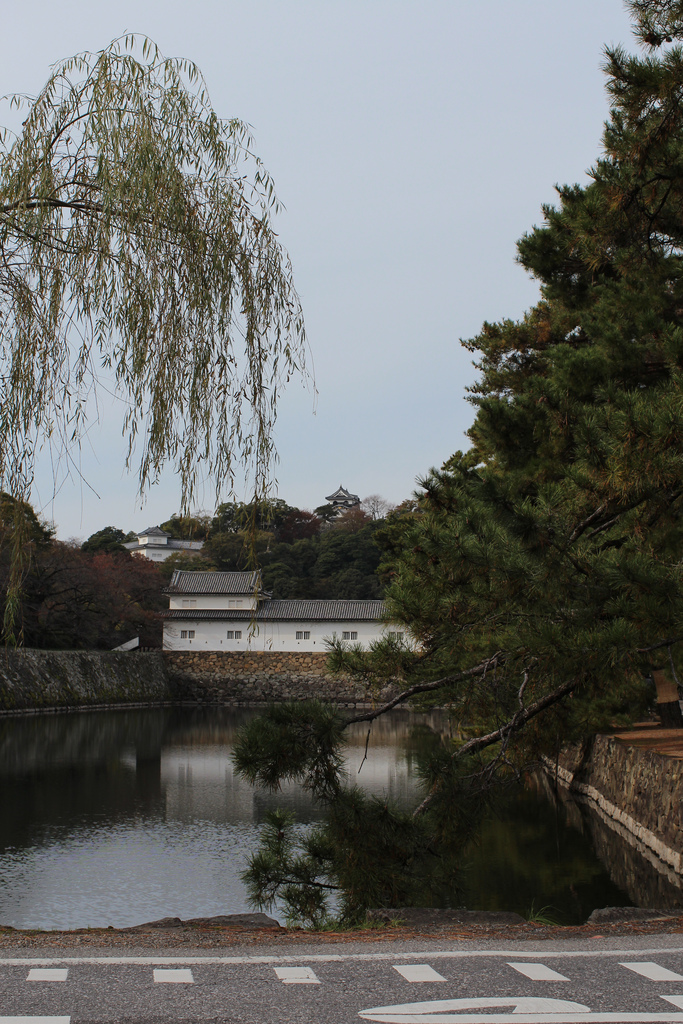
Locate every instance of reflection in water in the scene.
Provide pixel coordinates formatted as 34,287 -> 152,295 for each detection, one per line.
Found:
536,772 -> 683,912
0,707 -> 447,929
0,706 -> 672,929
459,775 -> 632,924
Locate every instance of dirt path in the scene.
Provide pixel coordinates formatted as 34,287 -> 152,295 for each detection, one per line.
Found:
612,721 -> 683,760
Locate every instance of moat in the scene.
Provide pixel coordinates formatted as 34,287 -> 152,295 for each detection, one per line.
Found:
0,706 -> 680,930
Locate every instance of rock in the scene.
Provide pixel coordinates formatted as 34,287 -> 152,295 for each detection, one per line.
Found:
366,908 -> 526,928
131,913 -> 282,931
184,913 -> 282,930
132,916 -> 183,929
587,907 -> 678,923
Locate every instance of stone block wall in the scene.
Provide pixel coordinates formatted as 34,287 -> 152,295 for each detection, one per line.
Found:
547,735 -> 683,875
164,650 -> 398,705
0,649 -> 170,713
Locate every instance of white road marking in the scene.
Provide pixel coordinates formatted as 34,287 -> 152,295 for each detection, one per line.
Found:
357,996 -> 683,1023
1,946 -> 683,962
274,965 -> 320,984
621,963 -> 683,982
0,1019 -> 70,1023
1,944 -> 683,967
360,1015 -> 683,1023
26,969 -> 68,982
394,965 -> 447,983
507,963 -> 569,981
152,968 -> 194,983
662,998 -> 683,1009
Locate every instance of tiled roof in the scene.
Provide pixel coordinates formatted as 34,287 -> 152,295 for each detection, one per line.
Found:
166,570 -> 262,594
163,599 -> 386,621
325,484 -> 359,504
139,526 -> 170,537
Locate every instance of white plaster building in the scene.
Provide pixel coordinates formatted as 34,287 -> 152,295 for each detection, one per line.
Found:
162,570 -> 400,652
124,526 -> 204,562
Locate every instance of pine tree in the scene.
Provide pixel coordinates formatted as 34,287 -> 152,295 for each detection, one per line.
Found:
235,0 -> 683,925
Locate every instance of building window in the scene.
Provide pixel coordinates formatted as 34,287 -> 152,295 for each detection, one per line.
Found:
389,631 -> 404,641
296,630 -> 311,640
227,630 -> 243,640
227,631 -> 234,639
181,630 -> 188,639
351,631 -> 357,640
235,631 -> 242,640
342,631 -> 350,640
182,599 -> 196,608
188,630 -> 195,639
228,599 -> 243,608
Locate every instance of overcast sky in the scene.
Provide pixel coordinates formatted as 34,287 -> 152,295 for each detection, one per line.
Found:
2,0 -> 634,540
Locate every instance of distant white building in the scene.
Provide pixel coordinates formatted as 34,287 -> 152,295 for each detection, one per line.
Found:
162,570 -> 400,652
124,526 -> 204,563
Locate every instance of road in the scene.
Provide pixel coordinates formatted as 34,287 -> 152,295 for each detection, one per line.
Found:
3,934 -> 683,1022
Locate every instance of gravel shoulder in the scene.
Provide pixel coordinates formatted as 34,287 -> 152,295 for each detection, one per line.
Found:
1,910 -> 683,955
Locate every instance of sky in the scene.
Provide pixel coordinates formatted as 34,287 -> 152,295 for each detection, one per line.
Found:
1,0 -> 635,540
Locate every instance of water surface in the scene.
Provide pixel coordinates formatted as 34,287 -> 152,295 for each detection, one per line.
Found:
0,706 -> 672,929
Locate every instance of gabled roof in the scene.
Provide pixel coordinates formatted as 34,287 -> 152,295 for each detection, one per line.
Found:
139,526 -> 171,538
166,570 -> 262,595
163,599 -> 386,621
325,485 -> 360,504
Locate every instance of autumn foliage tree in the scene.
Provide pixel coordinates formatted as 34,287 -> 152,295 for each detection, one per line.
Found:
0,503 -> 165,648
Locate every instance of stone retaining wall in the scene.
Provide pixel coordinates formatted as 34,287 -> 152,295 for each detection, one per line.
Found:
546,735 -> 683,876
163,650 -> 398,705
0,648 -> 399,713
0,649 -> 171,713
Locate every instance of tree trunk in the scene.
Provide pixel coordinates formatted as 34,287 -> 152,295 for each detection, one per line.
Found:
652,669 -> 683,728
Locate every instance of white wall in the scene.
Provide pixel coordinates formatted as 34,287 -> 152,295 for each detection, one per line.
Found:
125,539 -> 203,562
167,595 -> 259,611
163,618 -> 403,652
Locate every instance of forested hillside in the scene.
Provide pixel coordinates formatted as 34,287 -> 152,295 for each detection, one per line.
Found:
200,502 -> 386,600
0,496 -> 393,649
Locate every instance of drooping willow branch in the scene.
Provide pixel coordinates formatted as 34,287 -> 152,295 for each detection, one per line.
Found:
0,35 -> 310,641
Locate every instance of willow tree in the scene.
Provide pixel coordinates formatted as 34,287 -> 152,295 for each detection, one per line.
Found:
0,36 -> 306,637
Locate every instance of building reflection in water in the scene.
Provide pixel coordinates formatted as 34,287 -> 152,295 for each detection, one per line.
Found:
0,706 -> 676,930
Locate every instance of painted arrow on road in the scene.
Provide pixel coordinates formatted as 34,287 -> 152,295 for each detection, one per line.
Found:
357,995 -> 683,1023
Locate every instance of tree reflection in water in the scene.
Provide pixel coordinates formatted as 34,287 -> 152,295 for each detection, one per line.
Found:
0,706 -> 676,929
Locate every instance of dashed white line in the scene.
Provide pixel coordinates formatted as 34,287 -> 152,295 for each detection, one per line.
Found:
507,962 -> 569,981
26,969 -> 68,982
0,1019 -> 70,1023
273,966 -> 320,984
153,968 -> 194,983
393,964 -> 447,983
621,962 -> 683,982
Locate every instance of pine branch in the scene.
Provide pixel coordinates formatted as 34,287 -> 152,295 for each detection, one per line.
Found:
344,651 -> 504,726
567,504 -> 606,544
412,673 -> 579,818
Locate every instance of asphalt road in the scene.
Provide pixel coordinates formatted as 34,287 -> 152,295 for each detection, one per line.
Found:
4,934 -> 683,1023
